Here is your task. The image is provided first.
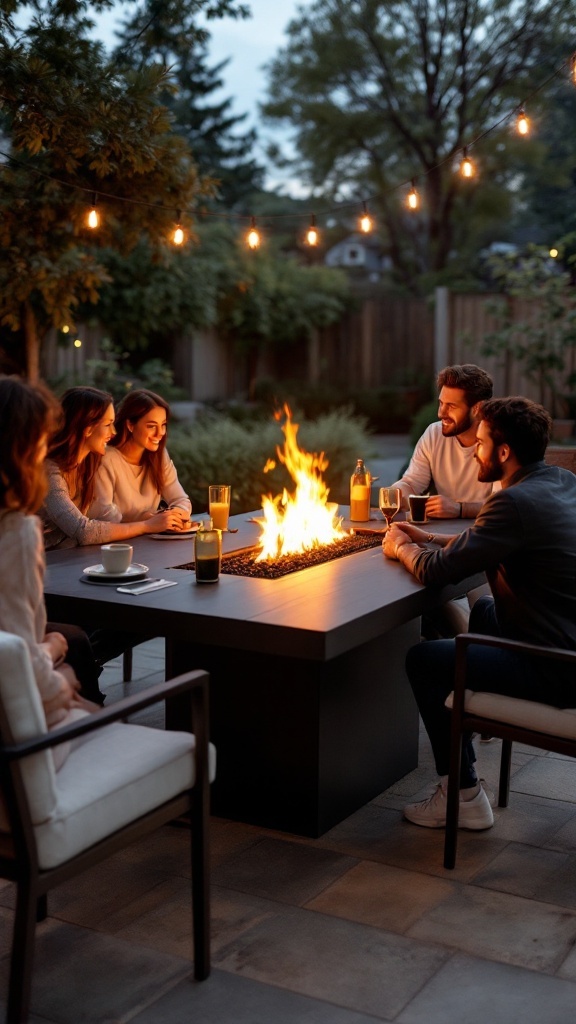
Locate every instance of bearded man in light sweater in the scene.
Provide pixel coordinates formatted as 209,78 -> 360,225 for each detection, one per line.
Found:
391,363 -> 495,520
390,363 -> 496,638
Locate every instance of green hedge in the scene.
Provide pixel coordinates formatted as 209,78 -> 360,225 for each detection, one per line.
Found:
168,410 -> 374,514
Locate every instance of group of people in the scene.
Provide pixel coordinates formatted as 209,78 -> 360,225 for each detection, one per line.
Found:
1,364 -> 575,834
382,364 -> 576,833
0,376 -> 192,766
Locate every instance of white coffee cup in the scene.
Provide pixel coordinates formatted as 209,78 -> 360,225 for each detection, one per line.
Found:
101,543 -> 133,574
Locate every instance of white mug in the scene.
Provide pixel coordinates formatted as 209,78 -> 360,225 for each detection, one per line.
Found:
101,543 -> 133,574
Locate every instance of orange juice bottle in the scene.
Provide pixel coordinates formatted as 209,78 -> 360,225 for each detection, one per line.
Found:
350,459 -> 371,521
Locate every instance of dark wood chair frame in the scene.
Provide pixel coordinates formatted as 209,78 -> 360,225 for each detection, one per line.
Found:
445,633 -> 576,870
0,669 -> 211,1023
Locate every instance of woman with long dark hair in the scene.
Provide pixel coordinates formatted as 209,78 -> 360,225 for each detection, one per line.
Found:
90,388 -> 191,525
0,376 -> 99,762
41,386 -> 186,548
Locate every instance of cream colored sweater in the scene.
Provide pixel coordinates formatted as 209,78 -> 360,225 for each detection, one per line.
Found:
90,447 -> 192,523
0,510 -> 76,731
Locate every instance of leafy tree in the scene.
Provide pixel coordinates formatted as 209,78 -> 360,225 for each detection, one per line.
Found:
0,0 -> 247,380
214,226 -> 352,396
480,245 -> 576,417
262,0 -> 575,292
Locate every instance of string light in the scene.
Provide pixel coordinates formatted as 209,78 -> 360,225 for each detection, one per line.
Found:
359,202 -> 373,233
86,193 -> 100,229
459,148 -> 476,179
549,248 -> 559,258
246,216 -> 261,250
406,181 -> 420,210
516,109 -> 530,136
1,53 -> 573,251
73,338 -> 82,348
172,209 -> 185,246
305,214 -> 319,247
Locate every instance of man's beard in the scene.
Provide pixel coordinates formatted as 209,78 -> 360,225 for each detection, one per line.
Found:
476,450 -> 503,483
441,409 -> 474,437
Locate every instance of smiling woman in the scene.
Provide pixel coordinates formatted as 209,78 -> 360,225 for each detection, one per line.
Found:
90,388 -> 192,526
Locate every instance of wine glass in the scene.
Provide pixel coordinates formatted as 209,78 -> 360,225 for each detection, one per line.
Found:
379,487 -> 401,530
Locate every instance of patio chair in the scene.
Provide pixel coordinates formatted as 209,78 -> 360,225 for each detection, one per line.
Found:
444,632 -> 576,870
0,630 -> 216,1023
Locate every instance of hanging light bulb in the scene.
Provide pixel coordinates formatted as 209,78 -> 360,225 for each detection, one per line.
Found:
516,109 -> 530,136
246,217 -> 261,250
306,214 -> 319,247
172,210 -> 185,246
406,180 -> 420,210
87,193 -> 100,229
459,148 -> 476,179
359,202 -> 373,233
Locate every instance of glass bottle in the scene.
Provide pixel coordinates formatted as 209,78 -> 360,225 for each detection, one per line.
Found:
350,459 -> 371,521
194,520 -> 222,583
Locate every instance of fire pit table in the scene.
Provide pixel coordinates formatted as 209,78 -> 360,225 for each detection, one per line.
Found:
44,510 -> 483,837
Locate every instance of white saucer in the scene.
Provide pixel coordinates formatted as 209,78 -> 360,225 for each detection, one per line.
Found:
83,563 -> 149,580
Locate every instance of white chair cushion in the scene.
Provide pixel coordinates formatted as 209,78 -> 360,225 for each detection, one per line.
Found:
446,690 -> 576,740
34,721 -> 217,870
0,631 -> 57,823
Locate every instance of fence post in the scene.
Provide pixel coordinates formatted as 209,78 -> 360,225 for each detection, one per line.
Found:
434,287 -> 450,372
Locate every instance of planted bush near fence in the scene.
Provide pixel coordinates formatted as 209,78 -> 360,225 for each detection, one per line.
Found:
168,410 -> 372,513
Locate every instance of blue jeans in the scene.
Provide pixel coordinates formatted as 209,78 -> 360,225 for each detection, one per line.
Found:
406,597 -> 575,787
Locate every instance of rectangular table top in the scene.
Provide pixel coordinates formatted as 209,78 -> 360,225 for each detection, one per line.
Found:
44,509 -> 483,662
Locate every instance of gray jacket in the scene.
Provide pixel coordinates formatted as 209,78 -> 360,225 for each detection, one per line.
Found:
404,462 -> 576,650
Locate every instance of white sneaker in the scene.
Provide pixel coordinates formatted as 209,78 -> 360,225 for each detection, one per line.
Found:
404,782 -> 494,830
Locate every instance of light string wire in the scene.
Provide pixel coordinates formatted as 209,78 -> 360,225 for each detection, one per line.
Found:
0,54 -> 573,236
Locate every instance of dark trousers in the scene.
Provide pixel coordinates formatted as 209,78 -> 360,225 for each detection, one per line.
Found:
406,597 -> 575,788
86,628 -> 155,668
46,621 -> 105,705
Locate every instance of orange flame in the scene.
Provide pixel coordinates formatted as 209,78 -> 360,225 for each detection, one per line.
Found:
256,407 -> 345,561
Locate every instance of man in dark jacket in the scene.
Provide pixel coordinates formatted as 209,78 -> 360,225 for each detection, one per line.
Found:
383,397 -> 576,831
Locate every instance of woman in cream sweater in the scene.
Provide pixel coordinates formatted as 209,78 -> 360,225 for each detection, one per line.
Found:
90,389 -> 192,526
0,376 -> 98,766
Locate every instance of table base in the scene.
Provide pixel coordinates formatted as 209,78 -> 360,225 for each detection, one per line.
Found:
166,618 -> 420,837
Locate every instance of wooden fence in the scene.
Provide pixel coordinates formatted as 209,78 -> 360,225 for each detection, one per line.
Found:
310,294 -> 434,390
41,288 -> 576,417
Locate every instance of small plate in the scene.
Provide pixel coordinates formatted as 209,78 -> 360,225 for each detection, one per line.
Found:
83,562 -> 149,581
149,522 -> 201,540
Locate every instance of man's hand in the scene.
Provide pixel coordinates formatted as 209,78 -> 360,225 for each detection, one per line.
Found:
383,523 -> 411,560
425,495 -> 460,519
394,522 -> 430,545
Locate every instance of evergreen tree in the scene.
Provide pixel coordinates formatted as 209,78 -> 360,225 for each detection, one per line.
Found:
114,0 -> 263,205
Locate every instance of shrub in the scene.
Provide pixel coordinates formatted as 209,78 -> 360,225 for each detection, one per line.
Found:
168,410 -> 372,514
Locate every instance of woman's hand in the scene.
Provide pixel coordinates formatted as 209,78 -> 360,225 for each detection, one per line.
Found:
145,508 -> 190,533
43,630 -> 68,668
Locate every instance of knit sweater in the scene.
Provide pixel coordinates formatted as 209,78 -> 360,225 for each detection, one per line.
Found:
90,446 -> 191,523
41,461 -> 115,550
391,421 -> 497,517
0,510 -> 86,759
